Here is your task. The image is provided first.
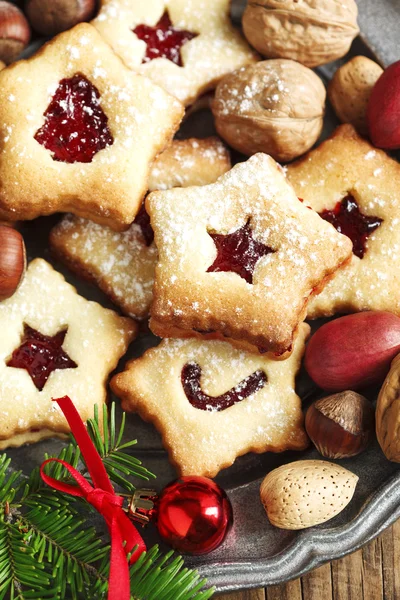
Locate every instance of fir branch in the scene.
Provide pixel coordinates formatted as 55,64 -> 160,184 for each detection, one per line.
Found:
0,403 -> 215,600
17,505 -> 109,600
0,517 -> 52,600
84,403 -> 156,493
129,546 -> 215,600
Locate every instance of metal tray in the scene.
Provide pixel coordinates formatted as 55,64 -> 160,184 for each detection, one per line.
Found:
8,0 -> 400,594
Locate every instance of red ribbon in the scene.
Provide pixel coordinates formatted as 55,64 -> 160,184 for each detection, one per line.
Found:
40,396 -> 146,600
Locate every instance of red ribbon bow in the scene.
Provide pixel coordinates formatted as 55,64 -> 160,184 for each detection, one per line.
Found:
40,396 -> 146,600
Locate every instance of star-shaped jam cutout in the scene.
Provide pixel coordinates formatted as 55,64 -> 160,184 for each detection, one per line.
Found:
319,194 -> 383,259
207,219 -> 275,284
7,325 -> 77,391
133,12 -> 197,67
34,73 -> 114,164
134,201 -> 154,246
181,362 -> 267,412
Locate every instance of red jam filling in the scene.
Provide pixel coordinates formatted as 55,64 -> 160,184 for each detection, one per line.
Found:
7,325 -> 77,391
319,195 -> 383,259
181,362 -> 267,412
34,73 -> 113,163
133,12 -> 197,66
134,202 -> 154,246
207,220 -> 275,284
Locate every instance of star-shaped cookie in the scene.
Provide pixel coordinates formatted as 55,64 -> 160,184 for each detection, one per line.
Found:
147,153 -> 352,356
50,137 -> 231,320
286,125 -> 400,318
0,259 -> 136,449
111,325 -> 310,478
92,0 -> 258,105
0,23 -> 183,230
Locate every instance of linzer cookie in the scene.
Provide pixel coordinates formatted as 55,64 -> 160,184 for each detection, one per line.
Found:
0,23 -> 183,230
50,138 -> 231,320
0,258 -> 136,448
92,0 -> 258,106
147,154 -> 352,356
286,125 -> 400,318
111,325 -> 310,478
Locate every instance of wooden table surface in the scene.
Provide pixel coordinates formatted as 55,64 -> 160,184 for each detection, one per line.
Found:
215,519 -> 400,600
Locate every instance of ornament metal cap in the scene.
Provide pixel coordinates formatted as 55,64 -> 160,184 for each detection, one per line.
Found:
125,489 -> 158,526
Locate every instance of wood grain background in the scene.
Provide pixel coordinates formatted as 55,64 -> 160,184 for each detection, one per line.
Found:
215,519 -> 400,600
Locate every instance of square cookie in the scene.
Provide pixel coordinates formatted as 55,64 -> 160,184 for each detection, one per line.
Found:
147,153 -> 352,356
50,137 -> 231,320
111,324 -> 310,478
286,125 -> 400,318
0,23 -> 183,230
92,0 -> 258,105
0,258 -> 136,448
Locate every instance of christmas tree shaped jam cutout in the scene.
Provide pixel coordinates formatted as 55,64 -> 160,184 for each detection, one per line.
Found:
7,325 -> 77,391
181,362 -> 267,411
133,12 -> 197,66
207,219 -> 275,284
34,73 -> 113,163
319,195 -> 383,259
134,202 -> 154,246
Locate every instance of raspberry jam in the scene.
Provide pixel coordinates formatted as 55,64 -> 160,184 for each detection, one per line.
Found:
319,195 -> 383,259
181,362 -> 267,412
207,220 -> 275,284
7,325 -> 77,391
133,12 -> 197,66
134,202 -> 154,246
34,73 -> 113,163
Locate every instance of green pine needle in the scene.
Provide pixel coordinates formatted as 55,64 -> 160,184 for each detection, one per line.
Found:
0,403 -> 215,599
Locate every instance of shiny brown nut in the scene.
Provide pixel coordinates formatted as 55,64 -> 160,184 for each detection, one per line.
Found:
0,1 -> 30,65
212,59 -> 325,162
25,0 -> 96,36
0,225 -> 26,301
329,56 -> 383,135
242,0 -> 359,68
305,391 -> 375,459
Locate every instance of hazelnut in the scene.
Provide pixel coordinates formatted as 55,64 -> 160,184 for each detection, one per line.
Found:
0,225 -> 26,301
0,1 -> 30,65
305,391 -> 375,459
329,56 -> 383,136
25,0 -> 96,36
242,0 -> 359,68
212,59 -> 325,162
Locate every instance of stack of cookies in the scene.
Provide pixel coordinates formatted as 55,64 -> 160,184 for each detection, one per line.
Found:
0,0 -> 397,479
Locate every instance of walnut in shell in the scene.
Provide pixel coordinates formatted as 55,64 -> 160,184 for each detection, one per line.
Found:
242,0 -> 359,68
212,59 -> 326,162
376,354 -> 400,461
329,56 -> 383,136
260,460 -> 358,530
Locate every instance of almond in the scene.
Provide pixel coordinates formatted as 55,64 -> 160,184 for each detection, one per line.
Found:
260,460 -> 358,529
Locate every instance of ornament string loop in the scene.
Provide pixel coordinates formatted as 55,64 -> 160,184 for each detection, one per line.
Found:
40,396 -> 146,600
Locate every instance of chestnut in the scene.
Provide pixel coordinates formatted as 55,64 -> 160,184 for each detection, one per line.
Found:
305,391 -> 375,459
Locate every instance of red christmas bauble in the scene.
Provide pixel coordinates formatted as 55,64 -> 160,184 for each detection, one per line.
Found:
156,476 -> 233,555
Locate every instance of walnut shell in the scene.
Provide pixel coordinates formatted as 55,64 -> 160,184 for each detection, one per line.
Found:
328,56 -> 383,136
376,353 -> 400,461
242,0 -> 359,68
211,59 -> 326,162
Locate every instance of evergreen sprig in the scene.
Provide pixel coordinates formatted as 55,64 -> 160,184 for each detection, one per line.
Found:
0,404 -> 214,600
